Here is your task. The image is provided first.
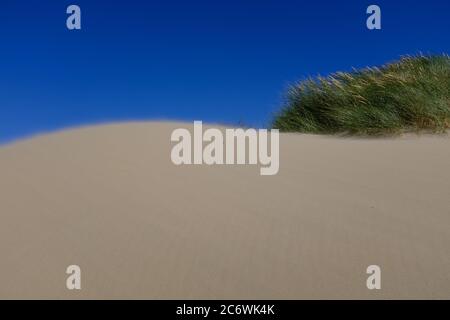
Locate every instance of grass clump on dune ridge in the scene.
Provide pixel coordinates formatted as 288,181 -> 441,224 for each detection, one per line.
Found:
272,54 -> 450,135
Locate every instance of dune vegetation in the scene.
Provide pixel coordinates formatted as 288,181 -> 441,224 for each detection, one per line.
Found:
272,54 -> 450,135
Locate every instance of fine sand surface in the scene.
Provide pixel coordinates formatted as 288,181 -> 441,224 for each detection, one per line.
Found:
0,122 -> 449,299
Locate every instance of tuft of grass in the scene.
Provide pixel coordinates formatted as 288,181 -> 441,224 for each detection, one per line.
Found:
272,54 -> 450,135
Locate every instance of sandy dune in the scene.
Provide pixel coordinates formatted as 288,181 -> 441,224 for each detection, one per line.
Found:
0,122 -> 449,299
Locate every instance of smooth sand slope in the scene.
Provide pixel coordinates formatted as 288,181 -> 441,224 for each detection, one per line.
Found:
0,122 -> 449,299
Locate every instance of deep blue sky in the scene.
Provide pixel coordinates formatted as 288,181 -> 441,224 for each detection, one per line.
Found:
1,0 -> 449,143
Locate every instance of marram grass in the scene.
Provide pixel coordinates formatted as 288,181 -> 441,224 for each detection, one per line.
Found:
272,54 -> 450,135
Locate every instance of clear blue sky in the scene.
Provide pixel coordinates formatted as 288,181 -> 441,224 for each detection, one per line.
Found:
1,0 -> 449,143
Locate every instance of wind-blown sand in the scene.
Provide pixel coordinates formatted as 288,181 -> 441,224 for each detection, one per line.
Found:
0,122 -> 449,299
